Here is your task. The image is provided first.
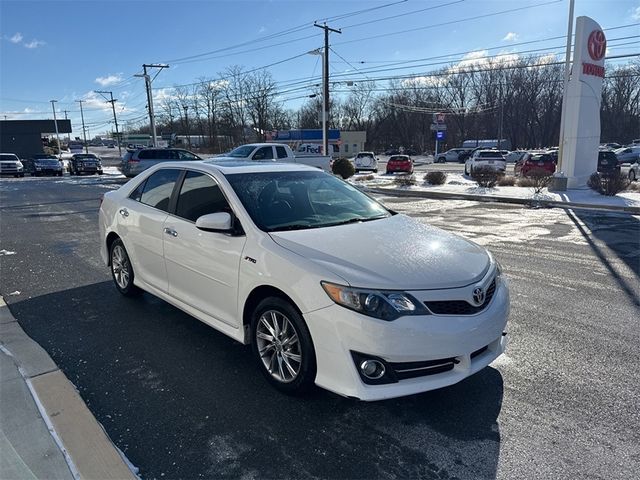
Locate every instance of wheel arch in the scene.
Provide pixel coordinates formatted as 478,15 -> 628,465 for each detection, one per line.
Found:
242,285 -> 303,344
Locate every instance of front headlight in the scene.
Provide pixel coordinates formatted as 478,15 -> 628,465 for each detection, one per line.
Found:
321,282 -> 429,321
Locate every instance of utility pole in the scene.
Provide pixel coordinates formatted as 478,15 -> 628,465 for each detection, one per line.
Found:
63,110 -> 71,143
555,0 -> 575,190
183,105 -> 190,147
314,23 -> 341,157
75,100 -> 89,153
136,64 -> 169,147
50,100 -> 62,158
95,90 -> 122,156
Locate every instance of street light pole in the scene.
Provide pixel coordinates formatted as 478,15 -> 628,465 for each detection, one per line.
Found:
314,23 -> 341,157
50,100 -> 62,158
75,100 -> 89,153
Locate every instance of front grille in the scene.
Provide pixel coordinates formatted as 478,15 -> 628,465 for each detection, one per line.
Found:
389,357 -> 457,380
424,279 -> 496,315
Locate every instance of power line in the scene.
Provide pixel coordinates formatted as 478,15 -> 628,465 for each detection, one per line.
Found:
161,0 -> 407,65
334,0 -> 564,47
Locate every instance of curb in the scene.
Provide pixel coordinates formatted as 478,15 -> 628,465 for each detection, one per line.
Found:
363,186 -> 640,214
0,297 -> 138,479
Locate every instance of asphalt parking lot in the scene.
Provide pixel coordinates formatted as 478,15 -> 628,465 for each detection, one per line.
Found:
0,175 -> 638,479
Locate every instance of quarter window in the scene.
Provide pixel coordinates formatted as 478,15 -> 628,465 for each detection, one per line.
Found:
138,169 -> 181,212
175,171 -> 231,222
276,146 -> 288,159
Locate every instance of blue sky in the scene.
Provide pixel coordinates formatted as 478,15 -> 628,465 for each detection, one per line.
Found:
1,0 -> 638,136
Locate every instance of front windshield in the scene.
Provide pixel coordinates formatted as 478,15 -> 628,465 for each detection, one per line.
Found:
225,170 -> 391,232
227,145 -> 257,158
37,159 -> 60,165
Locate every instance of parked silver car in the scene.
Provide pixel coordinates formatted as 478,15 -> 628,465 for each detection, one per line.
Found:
0,153 -> 25,177
120,148 -> 202,178
614,146 -> 640,164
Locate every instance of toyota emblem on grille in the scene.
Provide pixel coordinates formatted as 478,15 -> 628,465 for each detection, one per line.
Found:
472,287 -> 486,306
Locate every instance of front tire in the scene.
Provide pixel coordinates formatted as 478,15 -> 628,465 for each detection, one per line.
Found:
250,297 -> 316,395
629,170 -> 637,182
110,239 -> 140,296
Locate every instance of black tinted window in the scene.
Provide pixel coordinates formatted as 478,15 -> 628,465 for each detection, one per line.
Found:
177,150 -> 199,160
253,147 -> 274,160
175,171 -> 230,222
276,146 -> 288,159
139,169 -> 180,211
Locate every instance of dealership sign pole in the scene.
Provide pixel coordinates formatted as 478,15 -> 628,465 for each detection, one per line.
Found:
558,16 -> 606,189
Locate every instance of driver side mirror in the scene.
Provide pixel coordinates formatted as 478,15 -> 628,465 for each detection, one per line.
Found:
196,212 -> 232,232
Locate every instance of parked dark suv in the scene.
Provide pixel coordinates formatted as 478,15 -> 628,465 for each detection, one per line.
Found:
120,148 -> 202,178
69,153 -> 103,175
597,150 -> 621,176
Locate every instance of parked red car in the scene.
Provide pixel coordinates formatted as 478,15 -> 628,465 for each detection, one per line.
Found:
515,153 -> 556,177
386,155 -> 413,174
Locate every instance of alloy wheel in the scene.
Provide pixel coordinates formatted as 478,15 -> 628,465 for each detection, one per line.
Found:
111,244 -> 131,289
255,310 -> 302,383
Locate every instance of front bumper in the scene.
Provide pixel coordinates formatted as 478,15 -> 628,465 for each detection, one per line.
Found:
76,166 -> 103,174
304,277 -> 510,401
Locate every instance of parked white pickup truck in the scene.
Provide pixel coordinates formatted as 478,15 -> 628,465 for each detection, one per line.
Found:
216,143 -> 331,171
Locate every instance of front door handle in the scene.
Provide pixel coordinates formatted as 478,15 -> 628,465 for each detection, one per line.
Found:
163,227 -> 178,237
119,208 -> 129,217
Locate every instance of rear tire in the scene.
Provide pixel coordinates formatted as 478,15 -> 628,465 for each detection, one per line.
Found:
250,297 -> 316,395
110,239 -> 140,297
629,170 -> 637,182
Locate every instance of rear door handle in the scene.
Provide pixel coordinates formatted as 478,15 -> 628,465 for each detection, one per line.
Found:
163,227 -> 178,237
119,208 -> 129,217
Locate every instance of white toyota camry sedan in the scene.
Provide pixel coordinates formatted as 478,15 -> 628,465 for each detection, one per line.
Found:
99,161 -> 509,401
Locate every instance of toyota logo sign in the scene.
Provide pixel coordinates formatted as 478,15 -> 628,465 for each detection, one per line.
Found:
587,30 -> 606,61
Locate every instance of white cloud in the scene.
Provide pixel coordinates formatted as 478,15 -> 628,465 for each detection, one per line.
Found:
24,39 -> 45,49
9,32 -> 23,43
258,26 -> 266,34
631,6 -> 640,21
502,32 -> 518,42
95,74 -> 123,87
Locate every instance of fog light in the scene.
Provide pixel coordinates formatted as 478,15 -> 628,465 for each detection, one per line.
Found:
360,359 -> 385,379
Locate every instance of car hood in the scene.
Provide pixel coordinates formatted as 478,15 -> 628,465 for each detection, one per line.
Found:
269,214 -> 491,290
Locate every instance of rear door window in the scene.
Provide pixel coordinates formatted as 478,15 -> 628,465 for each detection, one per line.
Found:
252,147 -> 274,160
138,169 -> 181,212
177,150 -> 200,160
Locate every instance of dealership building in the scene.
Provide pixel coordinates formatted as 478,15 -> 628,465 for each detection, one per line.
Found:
0,119 -> 72,158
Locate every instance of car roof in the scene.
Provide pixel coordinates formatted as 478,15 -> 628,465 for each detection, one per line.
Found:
152,159 -> 322,175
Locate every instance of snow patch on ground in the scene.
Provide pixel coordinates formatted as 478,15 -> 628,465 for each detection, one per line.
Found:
0,249 -> 17,256
354,172 -> 640,208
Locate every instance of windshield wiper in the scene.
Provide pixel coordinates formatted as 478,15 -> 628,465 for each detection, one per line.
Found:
269,224 -> 317,232
326,215 -> 388,227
